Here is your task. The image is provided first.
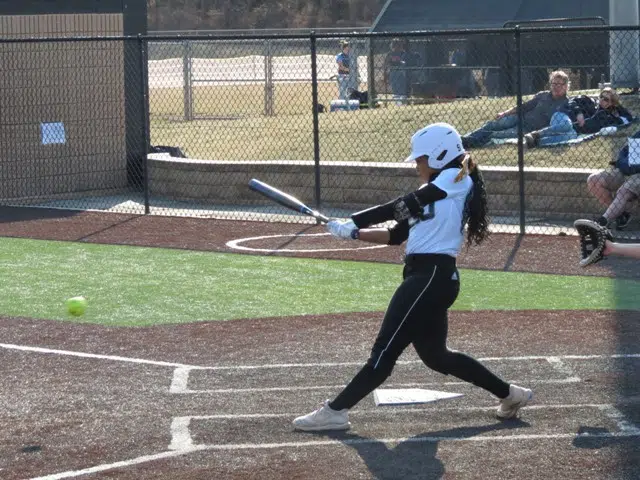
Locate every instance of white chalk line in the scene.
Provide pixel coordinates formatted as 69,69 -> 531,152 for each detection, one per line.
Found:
178,430 -> 640,450
173,353 -> 640,371
0,343 -> 194,368
166,400 -> 640,460
225,232 -> 389,253
168,417 -> 193,450
168,353 -> 640,371
599,404 -> 640,435
15,341 -> 640,479
32,400 -> 640,480
547,356 -> 580,381
3,343 -> 639,371
169,377 -> 582,395
28,450 -> 193,480
175,398 -> 640,421
38,422 -> 640,480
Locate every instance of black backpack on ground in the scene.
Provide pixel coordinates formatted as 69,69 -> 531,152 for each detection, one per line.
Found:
349,89 -> 369,107
149,145 -> 188,158
565,95 -> 597,119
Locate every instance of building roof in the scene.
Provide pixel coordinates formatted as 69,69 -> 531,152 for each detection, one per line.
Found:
371,0 -> 609,32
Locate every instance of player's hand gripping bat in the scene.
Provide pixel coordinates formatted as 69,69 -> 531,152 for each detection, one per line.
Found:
248,179 -> 330,223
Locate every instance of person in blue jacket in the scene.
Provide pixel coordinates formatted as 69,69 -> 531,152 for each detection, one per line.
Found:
336,40 -> 352,100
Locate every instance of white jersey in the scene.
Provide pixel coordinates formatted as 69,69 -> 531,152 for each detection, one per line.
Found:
405,168 -> 473,257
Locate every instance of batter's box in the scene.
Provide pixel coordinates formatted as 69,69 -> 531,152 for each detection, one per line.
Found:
169,403 -> 640,451
174,364 -> 364,393
170,357 -> 578,395
566,356 -> 640,386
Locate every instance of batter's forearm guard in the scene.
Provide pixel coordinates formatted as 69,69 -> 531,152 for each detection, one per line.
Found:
352,184 -> 447,228
388,220 -> 410,245
351,201 -> 396,228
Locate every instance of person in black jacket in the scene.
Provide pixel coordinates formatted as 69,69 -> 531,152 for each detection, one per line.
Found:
525,87 -> 633,148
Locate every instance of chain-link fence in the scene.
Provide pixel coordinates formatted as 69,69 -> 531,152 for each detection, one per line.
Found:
3,26 -> 640,237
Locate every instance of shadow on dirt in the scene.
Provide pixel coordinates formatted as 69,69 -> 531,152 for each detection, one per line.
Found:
0,206 -> 80,223
320,420 -> 530,479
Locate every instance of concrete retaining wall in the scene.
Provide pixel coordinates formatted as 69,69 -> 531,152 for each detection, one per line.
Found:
148,156 -> 605,220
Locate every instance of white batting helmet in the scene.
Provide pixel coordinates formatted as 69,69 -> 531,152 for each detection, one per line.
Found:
404,122 -> 465,169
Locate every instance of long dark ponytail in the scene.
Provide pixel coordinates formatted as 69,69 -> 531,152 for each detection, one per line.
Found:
455,154 -> 490,247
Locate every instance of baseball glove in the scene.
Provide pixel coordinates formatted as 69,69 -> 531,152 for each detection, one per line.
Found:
573,219 -> 613,267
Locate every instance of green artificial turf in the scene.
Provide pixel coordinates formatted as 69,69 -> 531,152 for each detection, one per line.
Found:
0,237 -> 637,326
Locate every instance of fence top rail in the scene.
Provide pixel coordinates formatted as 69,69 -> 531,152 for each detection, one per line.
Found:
148,27 -> 370,36
1,24 -> 640,44
502,16 -> 607,28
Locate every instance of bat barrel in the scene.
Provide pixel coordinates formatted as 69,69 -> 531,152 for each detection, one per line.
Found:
249,178 -> 331,224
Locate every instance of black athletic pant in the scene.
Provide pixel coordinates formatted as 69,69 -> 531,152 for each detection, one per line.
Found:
330,254 -> 510,411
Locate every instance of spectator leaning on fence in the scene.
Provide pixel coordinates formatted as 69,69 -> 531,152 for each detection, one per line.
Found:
461,70 -> 570,149
336,40 -> 353,100
524,87 -> 634,148
586,129 -> 640,231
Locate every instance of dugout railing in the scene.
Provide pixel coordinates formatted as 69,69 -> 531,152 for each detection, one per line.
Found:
2,25 -> 640,238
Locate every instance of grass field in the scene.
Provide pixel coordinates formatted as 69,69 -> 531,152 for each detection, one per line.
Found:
149,83 -> 640,167
1,237 -> 638,326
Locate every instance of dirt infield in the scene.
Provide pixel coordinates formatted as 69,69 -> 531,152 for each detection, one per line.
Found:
0,206 -> 638,278
1,207 -> 639,479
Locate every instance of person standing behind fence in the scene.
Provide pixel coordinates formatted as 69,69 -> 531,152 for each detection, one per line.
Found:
336,40 -> 352,100
384,38 -> 409,105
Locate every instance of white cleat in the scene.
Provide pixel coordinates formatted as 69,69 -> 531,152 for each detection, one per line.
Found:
293,400 -> 351,431
496,384 -> 533,419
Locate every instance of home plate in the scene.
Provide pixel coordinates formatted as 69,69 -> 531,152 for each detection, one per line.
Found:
374,388 -> 463,406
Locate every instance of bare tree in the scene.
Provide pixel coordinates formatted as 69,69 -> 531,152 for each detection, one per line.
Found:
148,0 -> 384,30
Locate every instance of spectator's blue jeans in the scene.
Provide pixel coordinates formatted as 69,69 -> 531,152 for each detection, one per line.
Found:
535,112 -> 578,146
389,69 -> 408,97
462,114 -> 523,147
337,74 -> 350,100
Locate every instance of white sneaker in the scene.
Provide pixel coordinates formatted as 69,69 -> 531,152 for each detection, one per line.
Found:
496,384 -> 533,419
292,400 -> 351,431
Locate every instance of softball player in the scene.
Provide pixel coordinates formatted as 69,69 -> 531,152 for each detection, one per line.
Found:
293,123 -> 532,431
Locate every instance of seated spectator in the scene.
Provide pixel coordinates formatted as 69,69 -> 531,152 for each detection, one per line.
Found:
586,130 -> 640,231
525,87 -> 634,147
461,70 -> 570,149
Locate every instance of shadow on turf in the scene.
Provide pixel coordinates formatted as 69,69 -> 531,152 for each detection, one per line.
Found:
317,420 -> 530,479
